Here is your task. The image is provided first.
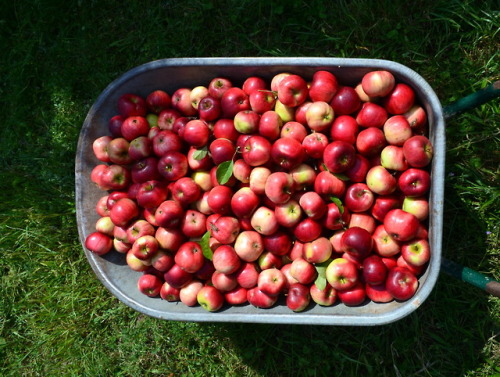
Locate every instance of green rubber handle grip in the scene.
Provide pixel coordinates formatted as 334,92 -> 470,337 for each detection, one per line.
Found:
441,258 -> 500,297
443,80 -> 500,119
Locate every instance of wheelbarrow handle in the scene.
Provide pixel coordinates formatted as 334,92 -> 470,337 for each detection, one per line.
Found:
443,80 -> 500,119
441,258 -> 500,297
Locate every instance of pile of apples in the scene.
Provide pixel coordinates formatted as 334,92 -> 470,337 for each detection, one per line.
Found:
86,68 -> 434,312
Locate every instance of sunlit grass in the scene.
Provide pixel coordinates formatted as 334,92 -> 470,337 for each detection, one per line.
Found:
0,0 -> 498,376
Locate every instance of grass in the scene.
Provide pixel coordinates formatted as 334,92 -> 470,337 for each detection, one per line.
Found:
0,0 -> 499,375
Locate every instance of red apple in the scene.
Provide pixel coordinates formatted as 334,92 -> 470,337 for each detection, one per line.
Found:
155,227 -> 186,253
365,165 -> 397,196
120,116 -> 150,141
242,76 -> 268,95
372,224 -> 401,257
154,200 -> 184,229
344,154 -> 371,183
314,170 -> 346,199
385,266 -> 418,300
146,89 -> 171,114
152,129 -> 183,157
271,137 -> 305,170
131,235 -> 159,260
163,263 -> 193,289
210,216 -> 240,244
230,186 -> 260,219
303,236 -> 333,264
213,118 -> 239,141
401,238 -> 430,267
157,151 -> 188,181
126,219 -> 155,244
290,257 -> 317,285
117,93 -> 147,117
356,102 -> 388,128
207,185 -> 233,215
404,105 -> 428,134
221,87 -> 250,118
286,283 -> 311,312
137,274 -> 163,297
250,91 -> 276,114
131,157 -> 162,184
281,121 -> 308,142
108,115 -> 124,137
330,115 -> 359,144
151,250 -> 175,272
277,74 -> 309,107
85,231 -> 113,255
234,230 -> 264,262
309,70 -> 338,102
299,191 -> 326,220
208,77 -> 233,99
341,226 -> 373,260
355,127 -> 387,157
258,268 -> 286,297
293,218 -> 322,243
183,119 -> 210,147
323,202 -> 350,231
197,285 -> 225,312
325,257 -> 359,291
179,280 -> 204,307
337,281 -> 366,306
234,110 -> 261,134
109,198 -> 139,227
160,281 -> 181,302
258,110 -> 282,140
157,108 -> 181,131
365,282 -> 393,303
344,183 -> 375,213
362,254 -> 388,286
361,70 -> 395,97
397,255 -> 425,276
383,115 -> 412,146
232,159 -> 252,184
302,132 -> 329,159
330,86 -> 361,115
383,209 -> 420,242
174,241 -> 205,273
274,199 -> 302,228
398,168 -> 431,197
348,212 -> 376,234
107,137 -> 133,165
305,101 -> 335,132
234,262 -> 259,289
265,172 -> 294,204
251,206 -> 279,236
224,286 -> 248,306
242,135 -> 272,167
310,283 -> 337,306
172,88 -> 197,116
402,135 -> 433,168
323,140 -> 356,173
383,83 -> 415,115
249,166 -> 272,195
380,145 -> 409,172
198,96 -> 222,122
246,287 -> 278,308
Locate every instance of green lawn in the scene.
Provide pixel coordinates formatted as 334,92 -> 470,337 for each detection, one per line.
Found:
1,0 -> 499,376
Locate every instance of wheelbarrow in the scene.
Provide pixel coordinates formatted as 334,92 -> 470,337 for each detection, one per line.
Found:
75,57 -> 499,326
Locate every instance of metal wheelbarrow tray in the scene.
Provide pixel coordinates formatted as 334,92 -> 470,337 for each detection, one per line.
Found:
75,57 -> 445,325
